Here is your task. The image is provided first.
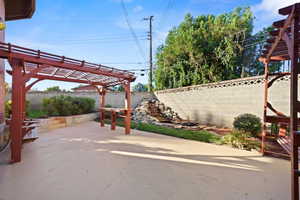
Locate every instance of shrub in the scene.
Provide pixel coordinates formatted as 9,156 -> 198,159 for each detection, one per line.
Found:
222,131 -> 260,151
27,109 -> 48,118
270,123 -> 279,135
5,100 -> 30,118
43,95 -> 95,116
233,113 -> 262,137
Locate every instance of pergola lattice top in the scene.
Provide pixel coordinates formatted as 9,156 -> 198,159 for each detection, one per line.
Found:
0,42 -> 136,87
260,3 -> 300,62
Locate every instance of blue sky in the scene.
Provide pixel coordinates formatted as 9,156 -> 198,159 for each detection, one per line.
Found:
5,0 -> 299,90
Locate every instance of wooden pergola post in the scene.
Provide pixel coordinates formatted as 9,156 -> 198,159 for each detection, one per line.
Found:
124,82 -> 131,135
111,110 -> 116,131
9,59 -> 26,163
261,61 -> 269,155
100,88 -> 106,127
290,13 -> 299,200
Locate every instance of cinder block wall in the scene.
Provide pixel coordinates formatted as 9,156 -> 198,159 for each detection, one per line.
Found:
6,91 -> 154,110
155,75 -> 291,128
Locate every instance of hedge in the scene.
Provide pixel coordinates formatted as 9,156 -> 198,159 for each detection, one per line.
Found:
43,95 -> 95,116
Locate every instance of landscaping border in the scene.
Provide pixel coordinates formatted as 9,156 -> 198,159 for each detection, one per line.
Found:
36,112 -> 99,133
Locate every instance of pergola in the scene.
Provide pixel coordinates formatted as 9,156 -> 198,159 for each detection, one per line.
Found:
0,42 -> 136,163
259,3 -> 300,200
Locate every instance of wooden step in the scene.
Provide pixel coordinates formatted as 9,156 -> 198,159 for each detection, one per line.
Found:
277,137 -> 300,162
277,136 -> 292,154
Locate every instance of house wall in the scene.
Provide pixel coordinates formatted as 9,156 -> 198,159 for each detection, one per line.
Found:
155,75 -> 292,128
0,0 -> 5,122
6,91 -> 154,110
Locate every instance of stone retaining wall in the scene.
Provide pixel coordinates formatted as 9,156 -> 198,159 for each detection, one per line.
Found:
37,112 -> 99,133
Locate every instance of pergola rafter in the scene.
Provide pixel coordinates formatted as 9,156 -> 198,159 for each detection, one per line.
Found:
259,3 -> 300,200
0,42 -> 136,163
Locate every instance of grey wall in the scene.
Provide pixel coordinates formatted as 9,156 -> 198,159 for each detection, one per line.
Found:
155,75 -> 291,128
6,91 -> 154,110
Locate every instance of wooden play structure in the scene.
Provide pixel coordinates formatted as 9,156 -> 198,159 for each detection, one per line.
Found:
0,42 -> 136,163
259,3 -> 300,200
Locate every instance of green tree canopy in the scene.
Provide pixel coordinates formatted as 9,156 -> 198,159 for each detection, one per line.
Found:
45,86 -> 64,92
155,7 -> 254,90
132,83 -> 148,92
111,85 -> 125,92
239,26 -> 282,76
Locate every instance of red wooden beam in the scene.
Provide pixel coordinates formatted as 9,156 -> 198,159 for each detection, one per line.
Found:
273,19 -> 286,28
7,70 -> 109,86
279,3 -> 300,15
0,48 -> 135,81
264,8 -> 295,61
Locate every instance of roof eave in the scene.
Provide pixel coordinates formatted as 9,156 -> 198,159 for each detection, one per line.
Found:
5,0 -> 35,21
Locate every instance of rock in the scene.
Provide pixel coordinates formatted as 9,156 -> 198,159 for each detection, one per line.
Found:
132,98 -> 182,124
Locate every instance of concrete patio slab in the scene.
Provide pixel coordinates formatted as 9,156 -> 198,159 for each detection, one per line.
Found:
0,121 -> 290,200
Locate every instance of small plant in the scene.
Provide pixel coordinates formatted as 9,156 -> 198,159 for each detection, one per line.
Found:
233,113 -> 262,137
270,123 -> 279,135
222,131 -> 260,151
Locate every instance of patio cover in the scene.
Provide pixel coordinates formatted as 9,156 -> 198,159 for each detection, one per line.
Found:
0,42 -> 136,163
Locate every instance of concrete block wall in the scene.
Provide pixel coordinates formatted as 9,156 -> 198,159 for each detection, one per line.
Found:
6,91 -> 154,110
155,75 -> 292,128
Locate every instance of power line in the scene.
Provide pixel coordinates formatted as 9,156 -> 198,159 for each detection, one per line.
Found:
120,0 -> 147,63
157,0 -> 175,30
49,32 -> 147,40
100,62 -> 146,65
56,39 -> 148,46
59,34 -> 148,43
58,37 -> 148,44
143,16 -> 154,92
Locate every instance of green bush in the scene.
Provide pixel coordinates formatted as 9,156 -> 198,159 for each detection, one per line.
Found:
222,131 -> 260,151
43,95 -> 95,116
270,123 -> 279,135
233,113 -> 262,137
27,109 -> 48,119
5,100 -> 30,118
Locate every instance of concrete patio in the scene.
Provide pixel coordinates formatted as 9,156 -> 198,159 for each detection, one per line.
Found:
0,121 -> 290,200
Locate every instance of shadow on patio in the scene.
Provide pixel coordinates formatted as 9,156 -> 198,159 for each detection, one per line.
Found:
0,121 -> 290,200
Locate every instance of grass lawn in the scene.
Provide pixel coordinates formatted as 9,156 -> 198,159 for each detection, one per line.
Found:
27,110 -> 48,119
102,118 -> 221,144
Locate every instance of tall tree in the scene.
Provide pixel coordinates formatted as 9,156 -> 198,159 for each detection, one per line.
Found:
239,26 -> 282,77
133,83 -> 148,92
45,86 -> 63,92
155,7 -> 254,90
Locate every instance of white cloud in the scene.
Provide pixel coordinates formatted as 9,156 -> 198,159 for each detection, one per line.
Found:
252,0 -> 299,32
133,5 -> 143,13
253,0 -> 299,16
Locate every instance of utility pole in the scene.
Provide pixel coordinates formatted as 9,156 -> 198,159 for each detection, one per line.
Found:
143,16 -> 154,92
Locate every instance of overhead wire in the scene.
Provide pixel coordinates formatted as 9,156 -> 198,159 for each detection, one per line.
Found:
53,38 -> 148,46
59,34 -> 148,43
120,0 -> 147,63
157,0 -> 175,31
